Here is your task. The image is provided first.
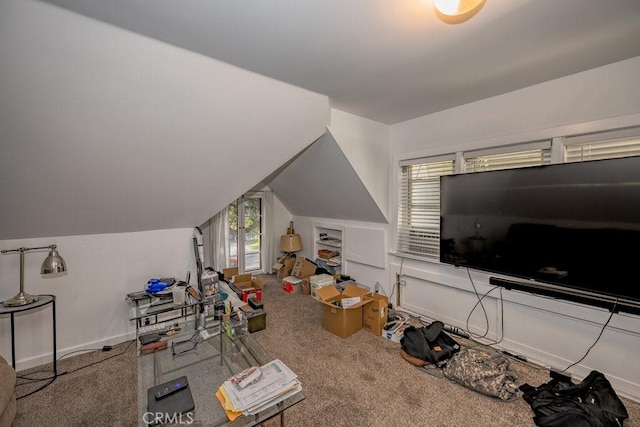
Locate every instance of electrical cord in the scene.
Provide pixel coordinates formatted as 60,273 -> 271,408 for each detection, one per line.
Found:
463,270 -> 509,347
389,258 -> 405,304
562,300 -> 618,373
16,346 -> 109,381
16,340 -> 135,399
464,268 -> 491,339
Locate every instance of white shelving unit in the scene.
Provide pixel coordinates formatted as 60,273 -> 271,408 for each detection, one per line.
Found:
313,222 -> 345,276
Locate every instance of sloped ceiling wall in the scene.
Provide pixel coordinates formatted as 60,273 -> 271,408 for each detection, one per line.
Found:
267,131 -> 387,223
0,0 -> 329,240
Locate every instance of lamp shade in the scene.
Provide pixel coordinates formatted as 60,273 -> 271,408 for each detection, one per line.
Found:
41,246 -> 67,274
280,234 -> 303,253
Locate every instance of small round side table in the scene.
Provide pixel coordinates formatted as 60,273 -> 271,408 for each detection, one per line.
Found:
0,294 -> 57,374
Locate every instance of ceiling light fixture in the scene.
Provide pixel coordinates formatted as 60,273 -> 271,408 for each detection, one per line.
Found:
433,0 -> 486,23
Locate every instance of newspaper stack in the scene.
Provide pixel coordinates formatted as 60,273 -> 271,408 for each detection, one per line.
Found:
216,359 -> 301,421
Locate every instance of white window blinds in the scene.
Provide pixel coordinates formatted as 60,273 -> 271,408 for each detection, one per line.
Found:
464,141 -> 552,172
564,127 -> 640,163
397,157 -> 454,258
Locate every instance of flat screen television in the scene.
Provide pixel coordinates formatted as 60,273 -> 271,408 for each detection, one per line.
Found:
439,155 -> 640,314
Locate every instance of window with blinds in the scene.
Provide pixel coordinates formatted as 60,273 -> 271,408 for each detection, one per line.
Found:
396,128 -> 640,260
464,141 -> 552,172
564,127 -> 640,163
397,158 -> 454,257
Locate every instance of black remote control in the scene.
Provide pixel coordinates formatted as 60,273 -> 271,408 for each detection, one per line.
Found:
154,376 -> 188,400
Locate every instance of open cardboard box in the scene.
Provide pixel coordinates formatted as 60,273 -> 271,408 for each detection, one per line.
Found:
231,274 -> 268,302
272,256 -> 296,279
291,257 -> 317,279
233,274 -> 268,289
316,284 -> 370,338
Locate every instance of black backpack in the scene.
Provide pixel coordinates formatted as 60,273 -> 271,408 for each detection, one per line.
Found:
400,321 -> 460,366
520,370 -> 628,427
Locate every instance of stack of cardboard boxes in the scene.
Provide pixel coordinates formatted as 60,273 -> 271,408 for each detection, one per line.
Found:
272,256 -> 297,280
277,257 -> 317,295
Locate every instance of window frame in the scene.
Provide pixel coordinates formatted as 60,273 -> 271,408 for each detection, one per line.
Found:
395,127 -> 640,261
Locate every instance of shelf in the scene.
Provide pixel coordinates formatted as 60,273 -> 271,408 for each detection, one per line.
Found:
314,223 -> 344,275
316,239 -> 341,248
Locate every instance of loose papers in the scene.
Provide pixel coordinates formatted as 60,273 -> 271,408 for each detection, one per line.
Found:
216,359 -> 301,420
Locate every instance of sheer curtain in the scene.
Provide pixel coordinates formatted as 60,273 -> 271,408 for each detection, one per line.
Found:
262,190 -> 274,274
210,207 -> 230,271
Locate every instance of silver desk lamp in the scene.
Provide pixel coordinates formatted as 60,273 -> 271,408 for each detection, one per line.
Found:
1,245 -> 67,307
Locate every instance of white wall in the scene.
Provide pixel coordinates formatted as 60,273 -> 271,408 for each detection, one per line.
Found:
0,0 -> 329,240
293,216 -> 391,294
291,110 -> 392,290
0,229 -> 195,370
328,109 -> 391,221
388,57 -> 640,400
272,193 -> 294,265
392,56 -> 640,156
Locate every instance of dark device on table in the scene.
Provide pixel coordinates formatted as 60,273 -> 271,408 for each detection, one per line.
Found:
139,333 -> 161,346
147,376 -> 194,425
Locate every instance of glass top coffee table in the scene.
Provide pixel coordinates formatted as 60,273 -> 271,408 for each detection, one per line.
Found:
138,324 -> 304,426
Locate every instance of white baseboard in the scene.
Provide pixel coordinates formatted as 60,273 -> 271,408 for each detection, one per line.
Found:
14,331 -> 136,372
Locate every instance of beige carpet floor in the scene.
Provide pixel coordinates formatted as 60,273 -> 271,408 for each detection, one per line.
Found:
13,274 -> 640,426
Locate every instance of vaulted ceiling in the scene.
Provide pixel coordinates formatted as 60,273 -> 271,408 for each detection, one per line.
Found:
3,0 -> 640,240
38,0 -> 640,124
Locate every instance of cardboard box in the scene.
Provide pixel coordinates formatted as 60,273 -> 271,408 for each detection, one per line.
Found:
316,285 -> 370,338
233,274 -> 268,290
317,249 -> 340,260
300,278 -> 311,295
251,276 -> 268,289
362,293 -> 389,336
290,257 -> 317,279
223,267 -> 239,280
232,273 -> 252,285
273,257 -> 296,279
310,274 -> 335,299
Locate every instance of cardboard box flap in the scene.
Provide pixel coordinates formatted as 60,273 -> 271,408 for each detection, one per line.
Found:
291,257 -> 317,279
316,285 -> 340,302
343,284 -> 369,299
316,285 -> 369,310
233,273 -> 252,282
252,276 -> 268,289
223,267 -> 239,280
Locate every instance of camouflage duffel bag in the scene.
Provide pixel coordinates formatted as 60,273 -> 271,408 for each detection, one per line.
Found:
442,348 -> 520,400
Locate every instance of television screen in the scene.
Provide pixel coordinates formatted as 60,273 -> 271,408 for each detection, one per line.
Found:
440,155 -> 640,313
